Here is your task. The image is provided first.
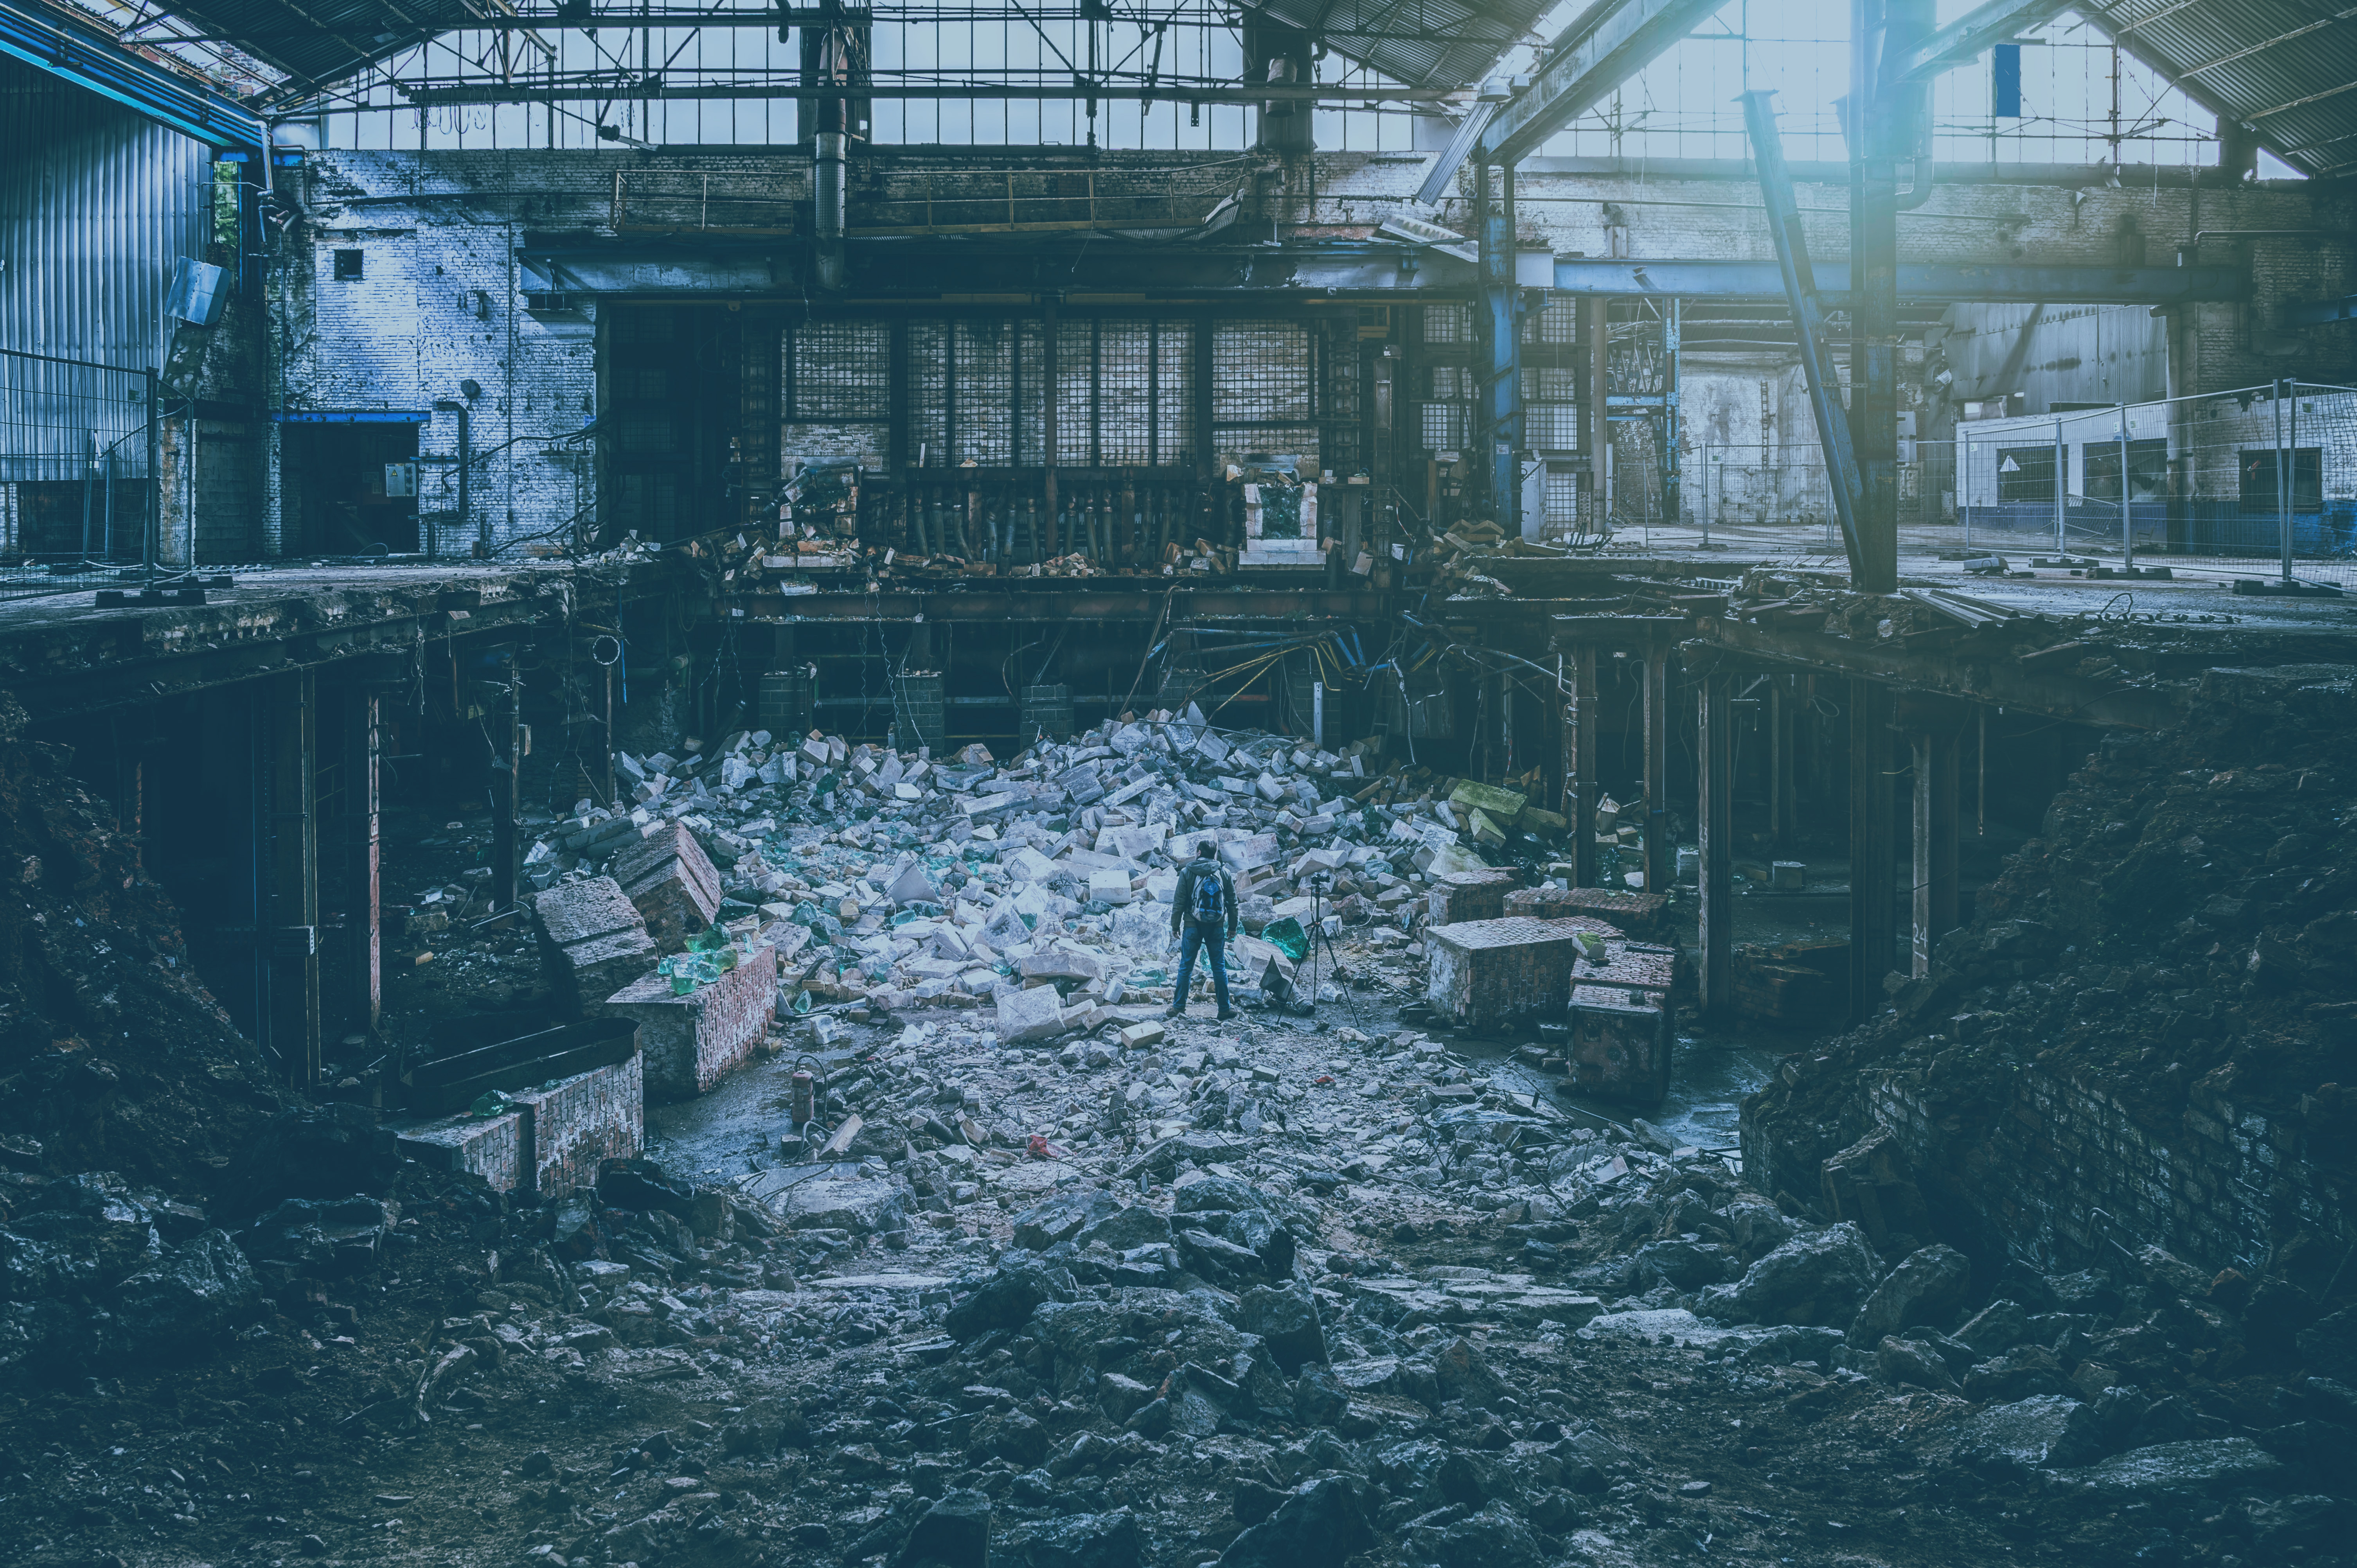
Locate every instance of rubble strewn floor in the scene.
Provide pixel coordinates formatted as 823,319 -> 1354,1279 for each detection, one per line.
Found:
1,696 -> 2351,1568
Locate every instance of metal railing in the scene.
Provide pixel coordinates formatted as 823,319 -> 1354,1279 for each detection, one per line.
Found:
0,346 -> 160,597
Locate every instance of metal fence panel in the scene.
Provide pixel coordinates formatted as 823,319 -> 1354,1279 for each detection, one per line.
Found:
0,346 -> 157,583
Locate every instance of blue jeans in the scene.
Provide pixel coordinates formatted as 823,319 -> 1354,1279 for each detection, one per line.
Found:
1174,923 -> 1231,1013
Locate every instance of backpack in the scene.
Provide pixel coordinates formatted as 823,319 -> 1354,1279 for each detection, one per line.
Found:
1189,863 -> 1226,926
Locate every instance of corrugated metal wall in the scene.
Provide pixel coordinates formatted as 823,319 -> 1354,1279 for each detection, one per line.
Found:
0,50 -> 212,433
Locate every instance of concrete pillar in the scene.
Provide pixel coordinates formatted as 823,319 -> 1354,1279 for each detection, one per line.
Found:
1697,670 -> 1733,1018
1912,726 -> 1960,977
1642,643 -> 1669,893
1566,643 -> 1598,889
267,669 -> 321,1087
1848,678 -> 1897,1019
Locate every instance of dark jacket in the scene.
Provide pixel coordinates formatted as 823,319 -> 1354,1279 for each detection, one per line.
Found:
1171,857 -> 1239,938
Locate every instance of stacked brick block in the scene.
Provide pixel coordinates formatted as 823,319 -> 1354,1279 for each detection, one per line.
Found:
1424,915 -> 1613,1032
1425,868 -> 1519,925
604,943 -> 778,1100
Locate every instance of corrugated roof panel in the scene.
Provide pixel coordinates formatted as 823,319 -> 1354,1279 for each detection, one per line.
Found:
1245,0 -> 1556,91
2091,0 -> 2357,178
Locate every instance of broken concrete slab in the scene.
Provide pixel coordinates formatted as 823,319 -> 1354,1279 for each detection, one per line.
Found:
610,819 -> 724,950
532,876 -> 659,1016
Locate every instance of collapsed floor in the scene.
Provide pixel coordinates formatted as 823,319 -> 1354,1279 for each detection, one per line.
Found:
1,683 -> 2353,1568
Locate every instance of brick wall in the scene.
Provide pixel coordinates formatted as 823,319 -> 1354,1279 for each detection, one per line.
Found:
511,1051 -> 644,1198
396,1108 -> 525,1192
1855,1065 -> 2350,1282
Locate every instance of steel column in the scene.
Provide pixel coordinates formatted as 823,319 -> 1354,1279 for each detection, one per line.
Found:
493,648 -> 520,909
1737,90 -> 1867,580
267,670 -> 320,1088
1850,0 -> 1902,596
1698,670 -> 1733,1018
1479,162 -> 1522,535
1642,643 -> 1669,893
350,687 -> 381,1034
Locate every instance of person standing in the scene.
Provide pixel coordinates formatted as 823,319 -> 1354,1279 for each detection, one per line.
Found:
1168,840 -> 1238,1020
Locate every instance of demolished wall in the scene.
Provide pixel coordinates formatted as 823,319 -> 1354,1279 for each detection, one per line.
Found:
1746,663 -> 2357,1299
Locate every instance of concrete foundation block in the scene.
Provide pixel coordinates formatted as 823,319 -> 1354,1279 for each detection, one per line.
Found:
509,1051 -> 645,1197
397,1110 -> 525,1193
602,945 -> 778,1101
1504,885 -> 1672,941
1568,985 -> 1672,1107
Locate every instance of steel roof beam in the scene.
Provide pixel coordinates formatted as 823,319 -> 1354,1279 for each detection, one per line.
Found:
0,0 -> 265,147
1886,0 -> 2073,85
1472,0 -> 1724,167
1549,257 -> 2247,304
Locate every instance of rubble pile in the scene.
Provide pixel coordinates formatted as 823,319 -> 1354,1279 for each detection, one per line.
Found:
514,709 -> 1601,1037
0,694 -> 282,1196
1749,663 -> 2357,1199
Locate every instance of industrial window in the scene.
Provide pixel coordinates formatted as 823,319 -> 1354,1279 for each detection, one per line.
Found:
1211,322 -> 1312,426
1544,468 -> 1580,527
904,317 -> 1193,468
1995,446 -> 2056,503
1524,366 -> 1579,450
785,320 -> 891,422
333,248 -> 364,281
2239,447 -> 2322,512
2084,438 -> 2168,504
1524,297 -> 1579,345
1422,304 -> 1470,344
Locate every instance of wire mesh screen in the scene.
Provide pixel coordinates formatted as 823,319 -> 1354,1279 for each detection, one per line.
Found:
787,320 -> 891,421
1097,320 -> 1154,465
0,347 -> 155,571
1954,384 -> 2357,586
1213,320 -> 1315,465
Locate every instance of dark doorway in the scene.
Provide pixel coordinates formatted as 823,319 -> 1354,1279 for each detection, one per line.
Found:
289,423 -> 421,553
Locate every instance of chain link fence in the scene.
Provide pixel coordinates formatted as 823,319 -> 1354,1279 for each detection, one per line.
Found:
0,347 -> 159,594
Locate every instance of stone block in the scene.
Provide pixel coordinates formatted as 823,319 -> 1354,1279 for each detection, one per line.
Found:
601,944 -> 778,1101
533,877 -> 658,1016
610,820 -> 723,950
996,983 -> 1070,1044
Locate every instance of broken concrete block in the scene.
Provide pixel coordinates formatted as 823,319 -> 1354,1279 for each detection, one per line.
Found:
1568,984 -> 1672,1107
532,876 -> 659,1016
1087,867 -> 1134,905
888,860 -> 936,906
995,983 -> 1070,1044
1449,780 -> 1527,823
610,820 -> 723,950
601,944 -> 778,1101
1220,832 -> 1283,874
1117,1020 -> 1165,1050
